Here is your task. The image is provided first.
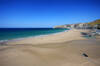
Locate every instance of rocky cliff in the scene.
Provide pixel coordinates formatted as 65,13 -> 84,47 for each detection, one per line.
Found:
54,19 -> 100,29
88,19 -> 100,27
53,25 -> 67,28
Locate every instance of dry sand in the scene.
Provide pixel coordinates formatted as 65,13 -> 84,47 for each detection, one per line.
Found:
0,29 -> 100,66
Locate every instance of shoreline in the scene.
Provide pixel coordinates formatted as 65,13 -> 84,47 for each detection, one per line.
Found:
0,29 -> 100,66
0,29 -> 68,44
6,29 -> 89,45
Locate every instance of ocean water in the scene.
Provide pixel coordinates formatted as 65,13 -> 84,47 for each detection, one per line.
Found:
0,28 -> 68,41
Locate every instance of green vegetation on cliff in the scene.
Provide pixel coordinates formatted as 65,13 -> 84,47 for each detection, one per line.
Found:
88,19 -> 100,26
54,19 -> 100,29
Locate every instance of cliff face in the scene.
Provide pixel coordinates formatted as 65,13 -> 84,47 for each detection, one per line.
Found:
88,19 -> 100,27
53,25 -> 67,28
54,19 -> 100,29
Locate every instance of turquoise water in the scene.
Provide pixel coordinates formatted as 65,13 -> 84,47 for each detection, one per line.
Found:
0,28 -> 68,41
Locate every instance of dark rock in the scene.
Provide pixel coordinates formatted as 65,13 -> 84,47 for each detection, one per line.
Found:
82,53 -> 88,57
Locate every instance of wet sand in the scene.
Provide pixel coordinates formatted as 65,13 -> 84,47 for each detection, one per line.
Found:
0,29 -> 100,66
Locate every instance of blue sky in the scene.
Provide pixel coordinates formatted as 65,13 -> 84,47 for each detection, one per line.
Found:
0,0 -> 100,28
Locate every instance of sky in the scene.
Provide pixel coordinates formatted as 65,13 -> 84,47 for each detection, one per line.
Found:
0,0 -> 100,28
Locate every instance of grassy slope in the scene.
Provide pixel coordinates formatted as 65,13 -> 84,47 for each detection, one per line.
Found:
88,19 -> 100,26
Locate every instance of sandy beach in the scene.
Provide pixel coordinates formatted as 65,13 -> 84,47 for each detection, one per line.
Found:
0,29 -> 100,66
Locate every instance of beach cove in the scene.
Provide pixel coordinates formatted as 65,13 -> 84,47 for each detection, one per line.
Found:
0,29 -> 100,66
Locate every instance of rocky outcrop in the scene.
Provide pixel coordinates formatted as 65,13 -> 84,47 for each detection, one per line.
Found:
53,25 -> 67,28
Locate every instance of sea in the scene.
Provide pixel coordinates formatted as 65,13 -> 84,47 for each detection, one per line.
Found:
0,28 -> 68,42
